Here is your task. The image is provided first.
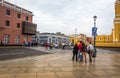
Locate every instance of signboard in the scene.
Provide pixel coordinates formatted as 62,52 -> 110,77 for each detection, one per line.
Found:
22,21 -> 37,35
92,27 -> 97,36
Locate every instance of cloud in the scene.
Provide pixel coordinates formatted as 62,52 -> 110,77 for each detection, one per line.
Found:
6,0 -> 116,36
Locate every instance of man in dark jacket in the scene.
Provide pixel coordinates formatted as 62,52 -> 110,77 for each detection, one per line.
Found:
72,43 -> 79,62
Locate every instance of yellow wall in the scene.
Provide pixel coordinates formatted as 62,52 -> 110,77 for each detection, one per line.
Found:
96,35 -> 113,43
96,43 -> 120,47
114,0 -> 120,42
96,0 -> 120,47
70,36 -> 80,45
70,34 -> 87,45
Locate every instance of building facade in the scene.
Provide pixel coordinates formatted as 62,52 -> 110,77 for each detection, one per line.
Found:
33,33 -> 70,45
70,34 -> 87,45
0,0 -> 37,45
96,35 -> 113,43
113,0 -> 120,42
86,37 -> 93,43
96,0 -> 120,47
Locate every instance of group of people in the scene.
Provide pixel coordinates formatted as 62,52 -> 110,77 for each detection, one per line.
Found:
45,42 -> 53,49
23,41 -> 38,47
45,42 -> 67,50
72,41 -> 96,62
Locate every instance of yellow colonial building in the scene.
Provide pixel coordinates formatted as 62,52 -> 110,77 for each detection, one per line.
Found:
70,34 -> 87,45
96,0 -> 120,47
114,0 -> 120,43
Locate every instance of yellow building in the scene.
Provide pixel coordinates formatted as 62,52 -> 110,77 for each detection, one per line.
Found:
96,35 -> 113,43
70,34 -> 87,45
113,0 -> 120,42
96,0 -> 120,47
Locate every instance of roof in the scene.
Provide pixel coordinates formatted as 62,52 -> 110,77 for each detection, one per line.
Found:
0,0 -> 33,16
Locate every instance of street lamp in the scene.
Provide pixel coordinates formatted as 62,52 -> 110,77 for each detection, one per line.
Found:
75,28 -> 77,44
93,16 -> 97,47
75,28 -> 77,38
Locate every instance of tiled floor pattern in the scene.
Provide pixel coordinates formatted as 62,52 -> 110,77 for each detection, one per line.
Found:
0,49 -> 120,78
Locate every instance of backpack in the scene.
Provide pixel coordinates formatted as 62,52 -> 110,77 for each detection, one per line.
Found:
92,47 -> 97,57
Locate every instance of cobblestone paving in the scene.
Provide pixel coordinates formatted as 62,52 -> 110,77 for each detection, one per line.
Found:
0,47 -> 120,78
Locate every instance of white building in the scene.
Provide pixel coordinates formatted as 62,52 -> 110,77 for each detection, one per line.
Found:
32,32 -> 70,45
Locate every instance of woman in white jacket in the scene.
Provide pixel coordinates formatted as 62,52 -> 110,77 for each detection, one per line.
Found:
87,42 -> 95,62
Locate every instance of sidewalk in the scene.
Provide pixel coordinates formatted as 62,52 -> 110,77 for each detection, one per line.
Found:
0,47 -> 120,78
28,46 -> 72,53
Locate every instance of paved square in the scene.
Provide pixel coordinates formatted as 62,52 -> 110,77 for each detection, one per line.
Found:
0,47 -> 120,78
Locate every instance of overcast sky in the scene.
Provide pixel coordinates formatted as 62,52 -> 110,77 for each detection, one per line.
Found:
6,0 -> 116,36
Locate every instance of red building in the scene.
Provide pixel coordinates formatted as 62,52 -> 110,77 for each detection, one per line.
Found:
86,37 -> 93,43
0,0 -> 37,45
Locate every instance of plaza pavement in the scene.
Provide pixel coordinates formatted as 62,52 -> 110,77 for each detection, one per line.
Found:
0,46 -> 120,78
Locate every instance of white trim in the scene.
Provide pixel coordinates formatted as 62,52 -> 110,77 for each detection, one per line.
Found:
48,37 -> 52,43
114,22 -> 120,23
40,34 -> 69,39
116,14 -> 120,16
114,18 -> 120,20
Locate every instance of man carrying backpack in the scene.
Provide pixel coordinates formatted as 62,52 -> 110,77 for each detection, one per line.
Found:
87,42 -> 95,62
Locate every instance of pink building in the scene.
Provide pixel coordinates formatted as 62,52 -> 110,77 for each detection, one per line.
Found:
0,0 -> 37,45
86,37 -> 93,43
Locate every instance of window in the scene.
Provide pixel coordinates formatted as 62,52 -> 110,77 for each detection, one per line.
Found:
55,38 -> 58,43
15,36 -> 20,44
99,38 -> 102,40
6,10 -> 10,16
3,34 -> 9,44
17,23 -> 20,28
17,13 -> 21,18
26,16 -> 29,21
6,20 -> 10,26
24,36 -> 28,44
48,38 -> 52,43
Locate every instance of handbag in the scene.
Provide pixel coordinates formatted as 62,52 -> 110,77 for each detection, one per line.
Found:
87,46 -> 90,53
92,50 -> 96,57
92,47 -> 97,57
92,52 -> 96,57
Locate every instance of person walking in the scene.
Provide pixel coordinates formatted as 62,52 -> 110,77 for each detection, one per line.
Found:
72,43 -> 79,62
45,42 -> 48,49
81,43 -> 87,63
78,41 -> 83,61
87,42 -> 95,62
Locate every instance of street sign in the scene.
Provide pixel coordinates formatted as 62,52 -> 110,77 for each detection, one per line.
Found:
92,27 -> 97,36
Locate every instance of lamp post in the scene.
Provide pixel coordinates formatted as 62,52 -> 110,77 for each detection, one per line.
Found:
75,28 -> 77,44
93,16 -> 97,47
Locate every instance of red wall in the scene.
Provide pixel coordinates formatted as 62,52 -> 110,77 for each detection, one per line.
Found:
0,4 -> 33,45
